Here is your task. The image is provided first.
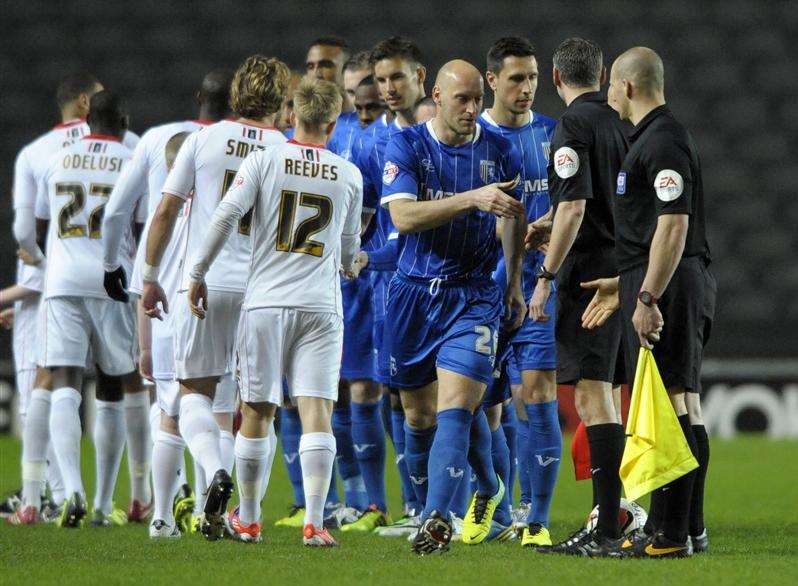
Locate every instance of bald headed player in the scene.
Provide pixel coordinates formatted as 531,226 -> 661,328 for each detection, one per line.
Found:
380,59 -> 527,554
101,70 -> 234,538
607,47 -> 713,558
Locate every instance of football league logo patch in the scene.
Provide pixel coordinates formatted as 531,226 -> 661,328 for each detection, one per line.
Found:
542,141 -> 551,162
554,146 -> 579,179
654,169 -> 684,202
479,160 -> 496,183
382,161 -> 399,185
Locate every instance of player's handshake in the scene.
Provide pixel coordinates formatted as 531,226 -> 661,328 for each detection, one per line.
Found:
470,177 -> 524,219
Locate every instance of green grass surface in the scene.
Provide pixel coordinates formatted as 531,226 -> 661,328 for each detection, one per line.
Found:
0,434 -> 796,585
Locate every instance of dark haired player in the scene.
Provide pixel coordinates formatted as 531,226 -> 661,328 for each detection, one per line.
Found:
478,36 -> 559,546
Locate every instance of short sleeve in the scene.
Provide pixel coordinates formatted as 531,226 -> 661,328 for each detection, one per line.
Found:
161,131 -> 198,200
645,137 -> 693,216
501,143 -> 524,201
380,133 -> 419,206
547,115 -> 593,203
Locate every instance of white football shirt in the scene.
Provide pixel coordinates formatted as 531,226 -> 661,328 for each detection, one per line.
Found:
161,119 -> 287,293
37,135 -> 134,299
215,139 -> 363,316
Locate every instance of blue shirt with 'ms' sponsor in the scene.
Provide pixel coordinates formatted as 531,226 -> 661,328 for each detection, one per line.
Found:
380,120 -> 522,282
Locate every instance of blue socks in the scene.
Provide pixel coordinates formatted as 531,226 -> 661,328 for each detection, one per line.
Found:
423,408 -> 472,519
451,464 -> 471,518
404,423 -> 435,511
467,409 -> 499,496
525,400 -> 562,527
279,407 -> 305,507
490,423 -> 513,526
390,409 -> 418,512
350,402 -> 387,512
501,406 -> 518,503
517,413 -> 531,506
332,408 -> 368,511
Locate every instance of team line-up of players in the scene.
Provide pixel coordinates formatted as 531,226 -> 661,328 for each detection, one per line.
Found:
6,33 -> 710,558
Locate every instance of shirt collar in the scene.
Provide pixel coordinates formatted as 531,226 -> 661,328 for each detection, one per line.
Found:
569,90 -> 606,109
425,119 -> 481,145
287,138 -> 327,150
629,104 -> 670,141
82,134 -> 122,142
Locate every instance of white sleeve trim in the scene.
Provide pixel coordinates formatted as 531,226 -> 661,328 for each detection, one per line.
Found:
380,192 -> 417,208
161,188 -> 189,201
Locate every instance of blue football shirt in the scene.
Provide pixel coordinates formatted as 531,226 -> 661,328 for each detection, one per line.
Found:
380,121 -> 522,282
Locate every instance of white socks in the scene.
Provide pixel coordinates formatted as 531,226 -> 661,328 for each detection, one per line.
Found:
152,430 -> 185,524
192,458 -> 206,516
260,424 -> 277,501
93,399 -> 126,514
124,391 -> 152,504
235,434 -> 272,526
46,441 -> 65,504
299,432 -> 336,528
178,394 -> 222,486
219,429 -> 235,474
22,389 -> 51,509
49,387 -> 84,499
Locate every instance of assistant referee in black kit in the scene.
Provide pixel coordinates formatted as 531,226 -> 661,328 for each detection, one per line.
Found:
607,47 -> 715,558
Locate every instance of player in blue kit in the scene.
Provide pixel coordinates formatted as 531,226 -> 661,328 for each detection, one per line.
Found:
380,59 -> 527,554
342,37 -> 429,535
478,37 -> 561,547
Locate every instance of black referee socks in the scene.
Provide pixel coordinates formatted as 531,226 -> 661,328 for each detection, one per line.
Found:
586,423 -> 625,539
661,415 -> 699,544
690,425 -> 710,536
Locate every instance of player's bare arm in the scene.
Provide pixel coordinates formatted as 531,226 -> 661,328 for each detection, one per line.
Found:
140,193 -> 183,319
529,199 -> 585,321
501,210 -> 527,330
388,178 -> 524,234
633,213 -> 688,348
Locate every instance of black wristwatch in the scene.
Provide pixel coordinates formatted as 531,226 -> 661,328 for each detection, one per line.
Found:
637,290 -> 658,307
536,265 -> 556,281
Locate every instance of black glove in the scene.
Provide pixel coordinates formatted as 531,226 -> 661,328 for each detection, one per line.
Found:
104,266 -> 129,303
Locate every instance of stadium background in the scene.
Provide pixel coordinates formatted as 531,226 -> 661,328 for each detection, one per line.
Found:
0,0 -> 796,434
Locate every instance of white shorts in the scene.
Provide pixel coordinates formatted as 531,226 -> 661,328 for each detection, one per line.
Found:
38,296 -> 136,376
156,373 -> 237,417
173,289 -> 243,380
151,323 -> 175,380
237,307 -> 342,406
15,368 -> 36,415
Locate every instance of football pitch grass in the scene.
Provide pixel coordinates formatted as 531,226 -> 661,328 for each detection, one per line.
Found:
0,434 -> 795,585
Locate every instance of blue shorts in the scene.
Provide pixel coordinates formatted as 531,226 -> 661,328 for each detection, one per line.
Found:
385,276 -> 501,389
372,318 -> 390,385
341,276 -> 375,380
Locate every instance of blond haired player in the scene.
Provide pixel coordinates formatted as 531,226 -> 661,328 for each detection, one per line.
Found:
25,91 -> 139,528
140,55 -> 289,541
188,78 -> 362,547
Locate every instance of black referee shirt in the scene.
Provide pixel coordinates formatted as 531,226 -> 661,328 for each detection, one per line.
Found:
614,105 -> 710,272
547,91 -> 631,255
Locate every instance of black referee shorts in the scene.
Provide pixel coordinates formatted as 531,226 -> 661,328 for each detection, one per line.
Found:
555,249 -> 622,385
619,256 -> 715,393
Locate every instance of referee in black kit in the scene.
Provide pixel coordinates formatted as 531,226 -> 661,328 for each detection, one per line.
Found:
527,37 -> 631,556
607,47 -> 715,558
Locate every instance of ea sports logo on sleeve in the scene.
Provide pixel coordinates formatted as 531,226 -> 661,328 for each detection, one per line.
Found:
554,146 -> 579,179
654,169 -> 684,202
383,161 -> 399,185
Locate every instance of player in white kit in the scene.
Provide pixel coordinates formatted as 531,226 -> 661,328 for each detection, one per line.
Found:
189,78 -> 363,547
23,92 -> 139,528
11,74 -> 139,526
101,70 -> 236,538
140,55 -> 290,540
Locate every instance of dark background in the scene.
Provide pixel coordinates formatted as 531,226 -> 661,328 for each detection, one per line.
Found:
1,0 -> 796,359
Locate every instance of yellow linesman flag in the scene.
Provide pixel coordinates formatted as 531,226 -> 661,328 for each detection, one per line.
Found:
620,348 -> 699,502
